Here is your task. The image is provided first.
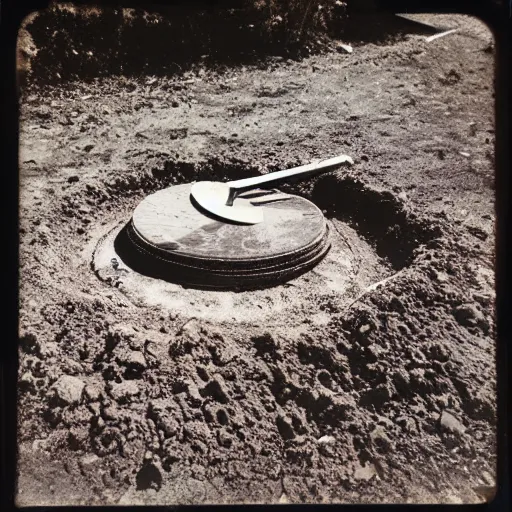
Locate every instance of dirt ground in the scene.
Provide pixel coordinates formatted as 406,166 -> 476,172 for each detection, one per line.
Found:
16,11 -> 496,505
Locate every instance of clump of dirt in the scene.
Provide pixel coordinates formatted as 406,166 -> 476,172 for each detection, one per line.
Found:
17,12 -> 496,507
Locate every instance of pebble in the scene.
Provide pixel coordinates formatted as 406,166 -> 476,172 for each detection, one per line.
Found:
32,439 -> 49,452
103,404 -> 120,420
80,454 -> 99,468
84,384 -> 102,402
20,372 -> 35,391
317,435 -> 336,445
279,493 -> 289,504
359,324 -> 371,334
440,410 -> 466,436
50,375 -> 85,405
434,270 -> 449,282
109,381 -> 140,402
354,462 -> 378,481
123,350 -> 147,370
180,321 -> 202,344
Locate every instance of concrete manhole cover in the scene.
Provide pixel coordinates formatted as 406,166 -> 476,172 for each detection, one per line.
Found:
119,183 -> 331,290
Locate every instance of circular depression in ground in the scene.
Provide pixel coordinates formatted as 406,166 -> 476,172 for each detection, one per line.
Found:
91,163 -> 435,326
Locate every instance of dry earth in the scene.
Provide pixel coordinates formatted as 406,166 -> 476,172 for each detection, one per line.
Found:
17,11 -> 496,506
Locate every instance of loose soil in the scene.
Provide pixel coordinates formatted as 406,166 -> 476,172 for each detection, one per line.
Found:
17,12 -> 496,506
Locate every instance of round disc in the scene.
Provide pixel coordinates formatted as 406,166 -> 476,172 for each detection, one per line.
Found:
124,183 -> 330,289
132,183 -> 326,262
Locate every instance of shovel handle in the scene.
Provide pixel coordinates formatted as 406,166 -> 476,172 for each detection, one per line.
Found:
228,155 -> 352,191
224,154 -> 353,205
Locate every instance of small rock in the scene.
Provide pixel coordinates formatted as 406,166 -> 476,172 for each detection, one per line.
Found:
459,151 -> 470,157
119,350 -> 147,371
434,270 -> 449,282
32,439 -> 49,452
440,410 -> 466,436
354,462 -> 378,481
359,324 -> 371,334
84,383 -> 102,402
103,404 -> 120,420
179,320 -> 202,344
50,375 -> 85,406
109,381 -> 140,402
398,191 -> 408,201
67,175 -> 79,184
62,357 -> 83,375
83,144 -> 95,153
317,435 -> 336,445
80,454 -> 99,468
278,493 -> 289,504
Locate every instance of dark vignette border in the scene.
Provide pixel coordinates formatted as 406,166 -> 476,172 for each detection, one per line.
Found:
1,1 -> 509,512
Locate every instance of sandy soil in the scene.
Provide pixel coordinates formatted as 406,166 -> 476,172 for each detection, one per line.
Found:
17,12 -> 496,505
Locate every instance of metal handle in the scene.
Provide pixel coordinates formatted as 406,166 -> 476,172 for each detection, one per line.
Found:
224,155 -> 352,205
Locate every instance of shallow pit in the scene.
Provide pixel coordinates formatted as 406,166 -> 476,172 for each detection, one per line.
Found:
91,158 -> 439,326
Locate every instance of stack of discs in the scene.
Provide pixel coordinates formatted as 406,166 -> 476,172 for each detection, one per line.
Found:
117,183 -> 330,290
